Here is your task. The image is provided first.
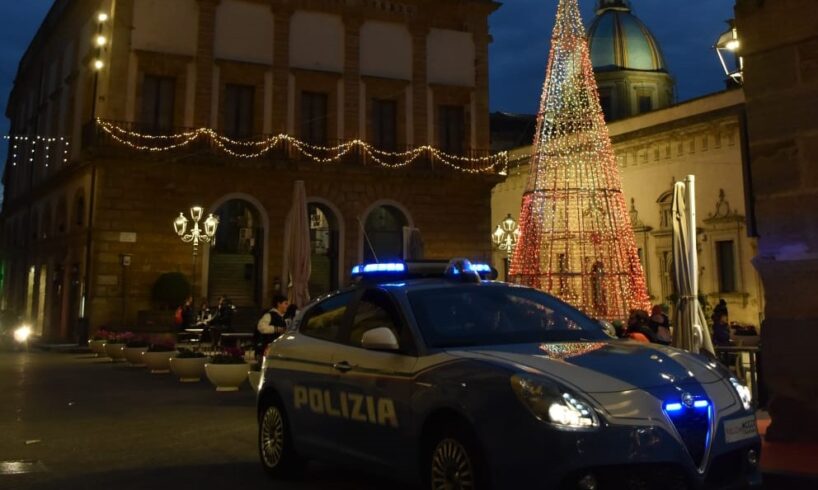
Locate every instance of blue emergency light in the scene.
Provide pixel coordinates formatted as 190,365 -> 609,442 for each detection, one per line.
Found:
351,262 -> 407,275
664,399 -> 709,413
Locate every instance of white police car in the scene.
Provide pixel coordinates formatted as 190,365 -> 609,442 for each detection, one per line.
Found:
256,259 -> 761,490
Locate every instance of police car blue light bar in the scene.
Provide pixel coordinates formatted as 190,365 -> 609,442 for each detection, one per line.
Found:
351,262 -> 407,275
693,400 -> 710,409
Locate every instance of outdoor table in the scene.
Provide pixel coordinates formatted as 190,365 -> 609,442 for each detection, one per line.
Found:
178,328 -> 206,350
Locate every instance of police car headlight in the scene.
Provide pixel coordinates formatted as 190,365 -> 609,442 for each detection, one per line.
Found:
511,375 -> 599,430
730,377 -> 753,411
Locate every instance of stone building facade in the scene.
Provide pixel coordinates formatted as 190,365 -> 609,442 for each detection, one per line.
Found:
492,89 -> 765,327
0,0 -> 501,340
735,0 -> 818,441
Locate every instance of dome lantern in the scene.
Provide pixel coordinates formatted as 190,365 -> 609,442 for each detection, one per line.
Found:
597,0 -> 631,14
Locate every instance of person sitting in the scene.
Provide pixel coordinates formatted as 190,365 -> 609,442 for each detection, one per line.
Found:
255,295 -> 289,358
206,296 -> 234,347
197,298 -> 212,325
626,309 -> 658,343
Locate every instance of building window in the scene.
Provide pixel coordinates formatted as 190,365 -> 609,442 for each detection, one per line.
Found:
438,105 -> 465,155
140,75 -> 175,133
364,205 -> 408,262
638,95 -> 653,114
301,92 -> 328,146
75,194 -> 85,227
716,240 -> 737,293
372,99 -> 397,151
224,84 -> 254,139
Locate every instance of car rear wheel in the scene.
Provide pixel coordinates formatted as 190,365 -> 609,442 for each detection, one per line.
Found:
427,425 -> 486,490
258,397 -> 303,478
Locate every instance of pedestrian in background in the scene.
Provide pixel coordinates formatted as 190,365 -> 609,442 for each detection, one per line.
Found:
255,295 -> 289,358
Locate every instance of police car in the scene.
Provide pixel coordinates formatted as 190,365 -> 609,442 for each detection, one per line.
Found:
256,259 -> 761,490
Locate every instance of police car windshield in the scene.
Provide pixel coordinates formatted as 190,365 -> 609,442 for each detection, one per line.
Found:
408,285 -> 608,348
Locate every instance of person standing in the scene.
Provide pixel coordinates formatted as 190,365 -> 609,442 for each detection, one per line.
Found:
649,305 -> 672,345
255,295 -> 289,358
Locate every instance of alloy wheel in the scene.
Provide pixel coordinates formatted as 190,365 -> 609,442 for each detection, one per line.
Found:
431,438 -> 475,490
260,405 -> 285,468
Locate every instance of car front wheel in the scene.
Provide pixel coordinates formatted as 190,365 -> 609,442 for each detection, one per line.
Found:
427,426 -> 486,490
258,398 -> 303,478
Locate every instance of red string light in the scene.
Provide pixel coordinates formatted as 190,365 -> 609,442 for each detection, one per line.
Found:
509,0 -> 650,321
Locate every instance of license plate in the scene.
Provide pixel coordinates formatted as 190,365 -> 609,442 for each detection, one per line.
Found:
724,415 -> 758,444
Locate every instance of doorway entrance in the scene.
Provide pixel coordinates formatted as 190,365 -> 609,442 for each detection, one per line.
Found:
208,199 -> 263,307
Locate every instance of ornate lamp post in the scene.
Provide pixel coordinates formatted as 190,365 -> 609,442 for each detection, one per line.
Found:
715,21 -> 743,86
492,213 -> 521,280
174,206 -> 219,305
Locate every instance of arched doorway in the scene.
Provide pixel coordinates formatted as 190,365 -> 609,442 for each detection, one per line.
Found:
307,201 -> 341,297
363,204 -> 409,262
208,199 -> 264,307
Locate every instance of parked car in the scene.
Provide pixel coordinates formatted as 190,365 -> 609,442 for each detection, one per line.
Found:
256,259 -> 761,489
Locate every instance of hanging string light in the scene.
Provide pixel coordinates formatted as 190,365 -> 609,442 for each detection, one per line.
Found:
3,135 -> 71,168
508,0 -> 650,321
95,119 -> 507,174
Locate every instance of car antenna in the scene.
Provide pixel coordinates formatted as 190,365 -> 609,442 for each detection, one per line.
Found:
357,217 -> 379,263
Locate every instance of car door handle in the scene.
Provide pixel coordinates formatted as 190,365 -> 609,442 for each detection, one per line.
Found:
333,361 -> 355,373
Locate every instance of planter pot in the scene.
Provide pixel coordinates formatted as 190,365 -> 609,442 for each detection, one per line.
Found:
205,363 -> 249,392
89,340 -> 107,357
142,351 -> 176,374
247,371 -> 261,393
104,343 -> 126,361
170,356 -> 210,382
123,347 -> 149,366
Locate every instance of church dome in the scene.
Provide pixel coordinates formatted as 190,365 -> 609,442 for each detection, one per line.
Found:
588,0 -> 667,72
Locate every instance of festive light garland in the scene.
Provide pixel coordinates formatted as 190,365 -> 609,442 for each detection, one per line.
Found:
3,135 -> 71,168
508,0 -> 650,321
96,120 -> 507,174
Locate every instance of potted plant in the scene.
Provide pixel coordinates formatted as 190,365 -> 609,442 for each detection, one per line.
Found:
204,347 -> 249,392
122,336 -> 150,367
142,342 -> 177,374
104,331 -> 130,362
89,328 -> 110,357
169,348 -> 210,382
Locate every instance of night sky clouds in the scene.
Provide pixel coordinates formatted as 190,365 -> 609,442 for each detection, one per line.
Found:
0,0 -> 736,198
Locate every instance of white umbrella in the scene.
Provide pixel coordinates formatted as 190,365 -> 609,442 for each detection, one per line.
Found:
287,181 -> 311,308
671,175 -> 715,356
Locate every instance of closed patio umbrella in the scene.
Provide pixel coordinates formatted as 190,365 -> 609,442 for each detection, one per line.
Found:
287,180 -> 311,308
671,175 -> 715,356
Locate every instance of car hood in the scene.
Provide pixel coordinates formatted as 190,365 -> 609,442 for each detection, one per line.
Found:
454,341 -> 721,393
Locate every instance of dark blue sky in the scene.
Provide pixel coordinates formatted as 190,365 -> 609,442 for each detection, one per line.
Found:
0,0 -> 736,201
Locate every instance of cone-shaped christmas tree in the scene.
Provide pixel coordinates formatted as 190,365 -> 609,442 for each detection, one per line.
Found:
509,0 -> 650,321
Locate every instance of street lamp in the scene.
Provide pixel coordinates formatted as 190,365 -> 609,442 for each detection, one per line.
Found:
715,21 -> 743,86
174,206 -> 219,304
492,213 -> 521,280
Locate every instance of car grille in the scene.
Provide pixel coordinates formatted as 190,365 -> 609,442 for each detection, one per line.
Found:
666,405 -> 711,468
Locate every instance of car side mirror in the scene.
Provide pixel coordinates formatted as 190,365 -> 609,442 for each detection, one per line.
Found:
361,327 -> 400,351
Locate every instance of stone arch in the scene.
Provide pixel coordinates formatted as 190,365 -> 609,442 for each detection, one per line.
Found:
358,199 -> 414,263
282,196 -> 346,298
203,192 -> 270,308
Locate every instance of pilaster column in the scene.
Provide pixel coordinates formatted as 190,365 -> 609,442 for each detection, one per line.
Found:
194,0 -> 220,128
410,23 -> 430,146
101,0 -> 135,121
472,24 -> 491,151
343,15 -> 363,140
271,6 -> 294,134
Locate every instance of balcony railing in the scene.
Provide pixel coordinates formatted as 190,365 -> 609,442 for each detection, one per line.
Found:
82,120 -> 504,174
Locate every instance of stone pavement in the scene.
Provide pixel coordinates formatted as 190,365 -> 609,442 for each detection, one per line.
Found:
0,350 -> 401,490
1,349 -> 815,489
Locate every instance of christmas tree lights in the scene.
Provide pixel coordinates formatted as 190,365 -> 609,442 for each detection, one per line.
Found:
509,0 -> 650,321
